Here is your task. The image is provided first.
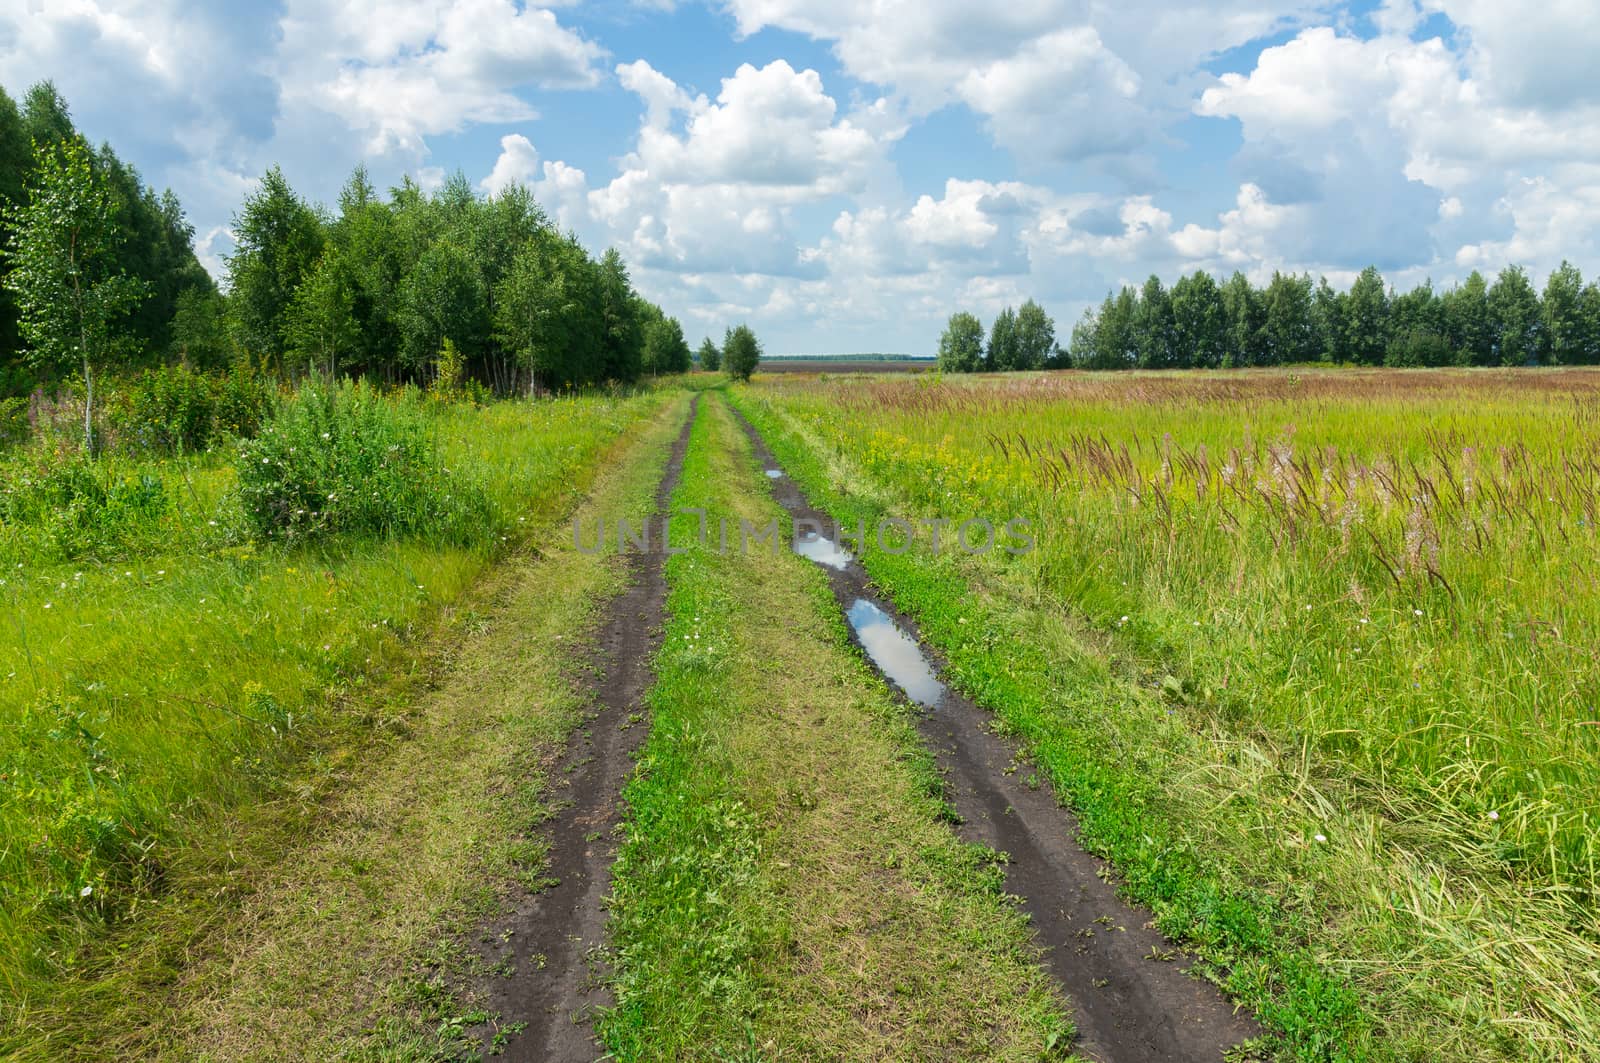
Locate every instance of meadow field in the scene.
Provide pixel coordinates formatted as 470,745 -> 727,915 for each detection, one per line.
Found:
5,367 -> 1599,1062
734,367 -> 1600,1060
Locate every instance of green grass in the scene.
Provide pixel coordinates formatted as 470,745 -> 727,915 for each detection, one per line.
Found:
599,391 -> 1072,1059
0,389 -> 672,1052
732,369 -> 1600,1061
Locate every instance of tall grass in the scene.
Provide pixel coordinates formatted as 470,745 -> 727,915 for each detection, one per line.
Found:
0,389 -> 661,1027
744,367 -> 1600,1057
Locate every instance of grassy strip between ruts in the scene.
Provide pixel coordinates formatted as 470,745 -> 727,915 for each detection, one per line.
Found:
599,390 -> 1073,1060
730,387 -> 1385,1063
9,392 -> 692,1060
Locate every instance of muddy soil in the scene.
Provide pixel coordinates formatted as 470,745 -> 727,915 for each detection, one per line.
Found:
472,397 -> 697,1062
733,407 -> 1261,1063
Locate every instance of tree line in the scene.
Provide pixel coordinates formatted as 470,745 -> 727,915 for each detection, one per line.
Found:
0,80 -> 695,440
941,263 -> 1600,372
0,82 -> 215,399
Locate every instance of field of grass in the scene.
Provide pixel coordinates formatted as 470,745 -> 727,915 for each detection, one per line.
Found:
0,386 -> 671,1049
11,366 -> 1596,1061
734,368 -> 1600,1060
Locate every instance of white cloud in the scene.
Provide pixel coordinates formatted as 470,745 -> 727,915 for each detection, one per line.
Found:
277,0 -> 605,154
723,0 -> 1321,163
480,133 -> 541,194
618,59 -> 886,196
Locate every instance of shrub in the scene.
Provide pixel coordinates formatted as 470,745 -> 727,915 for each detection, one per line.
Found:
0,455 -> 171,557
113,367 -> 275,455
115,366 -> 215,454
235,380 -> 493,544
212,370 -> 275,439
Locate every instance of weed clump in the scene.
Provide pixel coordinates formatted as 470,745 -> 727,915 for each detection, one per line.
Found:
236,380 -> 494,544
0,456 -> 171,557
112,366 -> 276,455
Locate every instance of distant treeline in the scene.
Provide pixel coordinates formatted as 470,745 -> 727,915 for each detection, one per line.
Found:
0,79 -> 691,410
766,353 -> 931,362
941,264 -> 1600,372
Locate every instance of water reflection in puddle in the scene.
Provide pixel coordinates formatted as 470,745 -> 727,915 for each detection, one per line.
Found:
765,469 -> 784,478
846,598 -> 946,708
793,533 -> 853,571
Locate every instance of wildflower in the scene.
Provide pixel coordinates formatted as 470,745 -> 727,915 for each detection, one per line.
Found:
1488,810 -> 1500,822
1314,833 -> 1327,843
80,885 -> 93,898
1413,609 -> 1423,617
42,602 -> 51,609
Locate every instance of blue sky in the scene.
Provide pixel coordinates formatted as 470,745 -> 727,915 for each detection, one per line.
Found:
3,0 -> 1598,353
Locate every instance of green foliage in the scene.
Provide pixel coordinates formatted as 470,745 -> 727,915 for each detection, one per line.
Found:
235,381 -> 492,544
170,287 -> 231,370
1540,261 -> 1587,364
1344,266 -> 1389,364
113,365 -> 215,453
1013,299 -> 1055,370
1172,271 -> 1225,368
1488,264 -> 1544,365
285,248 -> 359,377
1221,271 -> 1265,367
985,305 -> 1019,370
225,166 -> 326,364
722,323 -> 762,381
0,454 -> 170,558
696,337 -> 721,371
642,312 -> 691,375
0,394 -> 25,448
109,365 -> 273,454
937,311 -> 984,372
432,337 -> 466,401
2,138 -> 147,451
494,229 -> 602,390
597,248 -> 643,383
1134,277 -> 1177,368
1262,272 -> 1316,364
398,240 -> 486,375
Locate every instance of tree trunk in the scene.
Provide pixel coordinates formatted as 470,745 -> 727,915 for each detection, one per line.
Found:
81,343 -> 94,455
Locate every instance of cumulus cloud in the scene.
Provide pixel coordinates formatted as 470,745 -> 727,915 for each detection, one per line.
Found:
617,59 -> 885,195
722,0 -> 1321,164
278,0 -> 605,154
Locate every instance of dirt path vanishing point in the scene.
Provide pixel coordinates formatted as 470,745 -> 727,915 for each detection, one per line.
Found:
732,405 -> 1262,1063
474,396 -> 698,1062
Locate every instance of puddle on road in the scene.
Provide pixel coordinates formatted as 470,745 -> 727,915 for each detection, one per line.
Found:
846,598 -> 946,708
764,469 -> 784,478
793,532 -> 853,571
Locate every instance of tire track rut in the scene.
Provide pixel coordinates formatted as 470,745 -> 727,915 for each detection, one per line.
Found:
474,395 -> 697,1062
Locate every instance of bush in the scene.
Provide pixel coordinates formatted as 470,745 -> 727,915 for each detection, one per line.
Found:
235,381 -> 493,544
213,371 -> 275,439
113,367 -> 275,455
115,366 -> 215,453
0,455 -> 171,557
